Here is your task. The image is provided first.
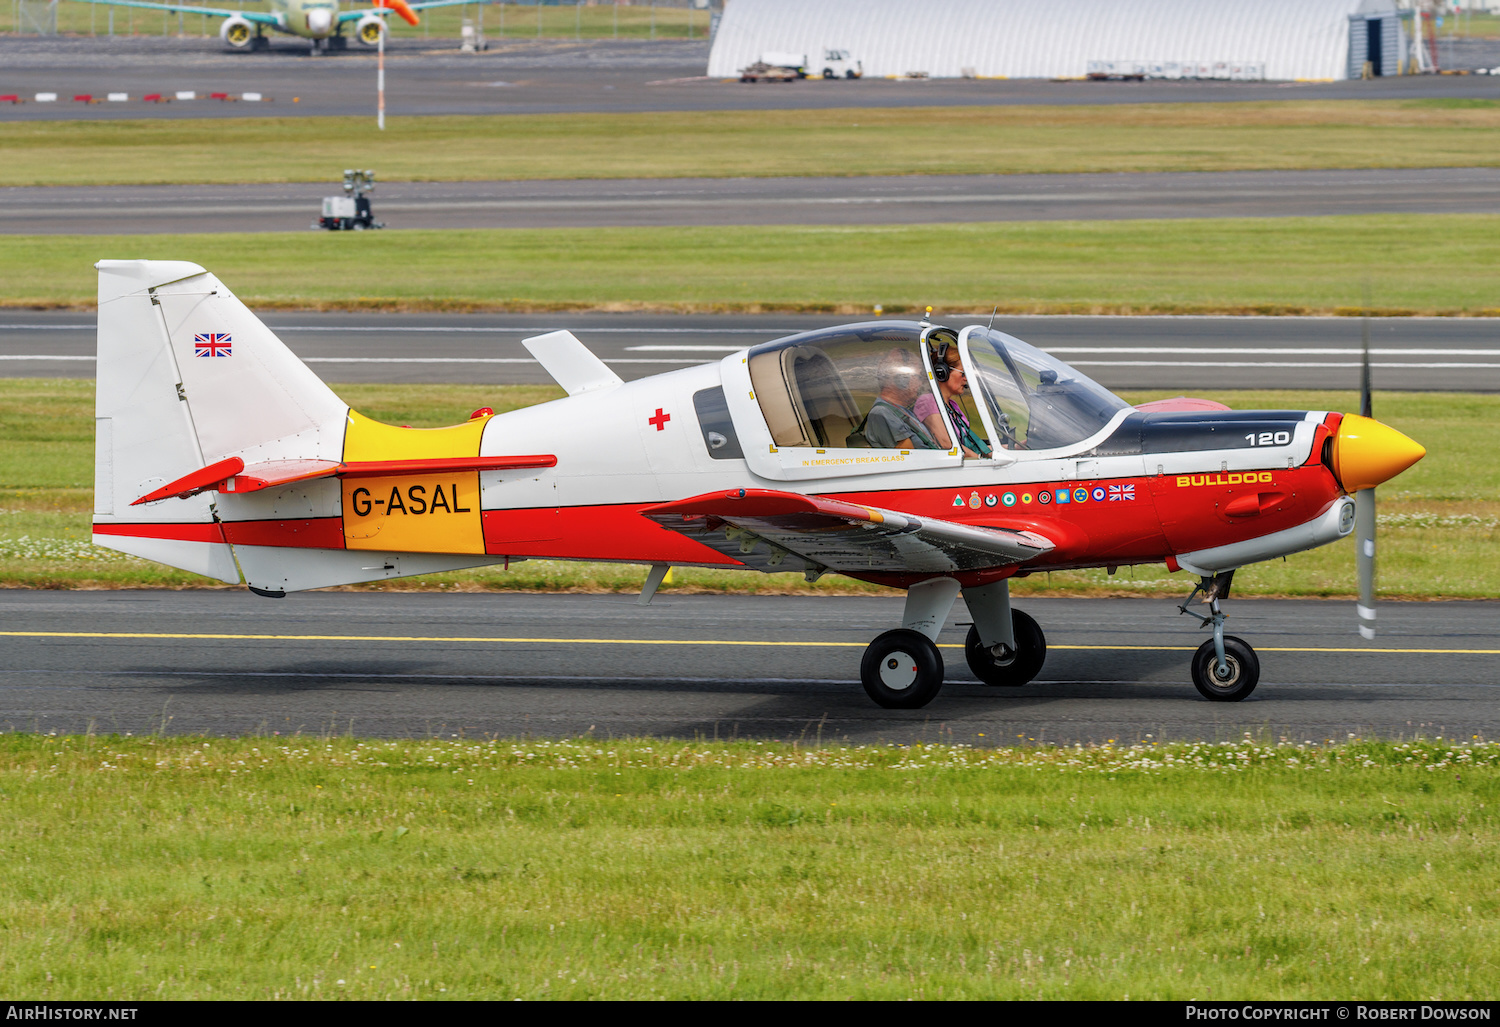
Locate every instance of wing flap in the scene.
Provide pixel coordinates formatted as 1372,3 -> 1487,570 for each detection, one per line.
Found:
642,488 -> 1053,575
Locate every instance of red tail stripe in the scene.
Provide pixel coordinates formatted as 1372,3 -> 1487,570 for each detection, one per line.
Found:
94,522 -> 227,544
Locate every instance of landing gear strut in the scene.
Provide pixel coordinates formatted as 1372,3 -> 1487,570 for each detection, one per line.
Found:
856,577 -> 1048,708
1179,571 -> 1260,701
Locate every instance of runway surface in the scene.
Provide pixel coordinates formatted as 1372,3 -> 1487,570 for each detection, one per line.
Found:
3,37 -> 1498,121
8,167 -> 1500,235
2,591 -> 1496,744
5,310 -> 1498,391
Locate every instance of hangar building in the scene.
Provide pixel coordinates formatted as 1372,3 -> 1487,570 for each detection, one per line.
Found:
707,0 -> 1409,82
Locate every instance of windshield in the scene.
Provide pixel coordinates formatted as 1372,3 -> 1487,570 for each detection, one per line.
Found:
964,328 -> 1128,451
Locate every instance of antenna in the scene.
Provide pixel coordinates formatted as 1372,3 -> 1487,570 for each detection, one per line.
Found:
986,304 -> 999,331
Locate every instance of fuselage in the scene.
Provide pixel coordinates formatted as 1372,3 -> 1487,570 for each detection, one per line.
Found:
200,350 -> 1349,590
91,277 -> 1418,599
266,0 -> 340,38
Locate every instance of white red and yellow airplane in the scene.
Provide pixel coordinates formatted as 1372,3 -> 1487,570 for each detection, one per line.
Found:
92,261 -> 1426,708
77,0 -> 472,51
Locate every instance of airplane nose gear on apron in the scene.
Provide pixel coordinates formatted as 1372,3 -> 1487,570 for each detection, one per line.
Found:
1179,571 -> 1260,702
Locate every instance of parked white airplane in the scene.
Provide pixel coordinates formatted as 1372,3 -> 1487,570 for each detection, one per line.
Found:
78,0 -> 474,51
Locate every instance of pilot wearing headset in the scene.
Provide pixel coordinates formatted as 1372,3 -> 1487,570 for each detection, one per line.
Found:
915,341 -> 993,457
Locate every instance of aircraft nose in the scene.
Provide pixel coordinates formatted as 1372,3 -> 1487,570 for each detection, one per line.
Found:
307,9 -> 332,32
1332,413 -> 1425,493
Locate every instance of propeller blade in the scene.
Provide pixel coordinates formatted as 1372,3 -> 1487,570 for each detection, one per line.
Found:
1360,299 -> 1373,419
1356,288 -> 1374,638
1355,487 -> 1377,640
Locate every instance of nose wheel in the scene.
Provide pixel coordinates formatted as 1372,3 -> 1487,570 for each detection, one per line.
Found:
860,629 -> 944,709
1180,572 -> 1260,701
1190,635 -> 1260,701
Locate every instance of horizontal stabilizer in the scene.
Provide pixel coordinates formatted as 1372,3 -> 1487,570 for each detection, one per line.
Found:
134,453 -> 557,505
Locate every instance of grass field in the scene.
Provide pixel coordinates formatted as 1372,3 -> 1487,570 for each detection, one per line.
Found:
7,214 -> 1500,315
0,733 -> 1495,999
3,380 -> 1492,598
4,101 -> 1500,188
1,1 -> 710,41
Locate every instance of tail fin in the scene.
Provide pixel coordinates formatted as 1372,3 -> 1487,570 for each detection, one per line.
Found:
92,259 -> 349,581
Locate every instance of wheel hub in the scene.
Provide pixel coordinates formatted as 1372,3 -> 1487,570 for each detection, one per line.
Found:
879,652 -> 918,690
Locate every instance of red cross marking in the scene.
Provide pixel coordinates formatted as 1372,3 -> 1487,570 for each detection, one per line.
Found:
648,408 -> 671,431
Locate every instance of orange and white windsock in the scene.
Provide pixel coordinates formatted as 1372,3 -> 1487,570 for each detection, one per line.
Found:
375,0 -> 420,27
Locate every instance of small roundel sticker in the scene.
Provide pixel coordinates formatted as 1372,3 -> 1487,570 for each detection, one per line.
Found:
1073,487 -> 1088,504
1039,490 -> 1052,505
1002,492 -> 1017,507
1021,492 -> 1033,504
1092,486 -> 1106,502
984,494 -> 998,508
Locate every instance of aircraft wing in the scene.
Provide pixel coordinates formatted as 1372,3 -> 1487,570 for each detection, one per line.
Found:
337,0 -> 477,24
642,488 -> 1054,576
74,0 -> 279,25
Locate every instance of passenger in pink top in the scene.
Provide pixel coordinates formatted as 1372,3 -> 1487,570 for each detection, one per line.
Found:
913,349 -> 989,458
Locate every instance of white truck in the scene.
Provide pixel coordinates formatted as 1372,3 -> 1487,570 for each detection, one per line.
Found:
741,49 -> 862,83
808,48 -> 862,79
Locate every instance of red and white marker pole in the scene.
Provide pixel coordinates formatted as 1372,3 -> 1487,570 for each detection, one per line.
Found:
377,19 -> 386,130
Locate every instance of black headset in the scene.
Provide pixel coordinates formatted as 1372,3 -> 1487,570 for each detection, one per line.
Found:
929,338 -> 953,383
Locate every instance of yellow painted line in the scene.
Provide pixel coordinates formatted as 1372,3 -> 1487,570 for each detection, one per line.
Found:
3,631 -> 1498,655
1054,644 -> 1500,655
2,630 -> 861,647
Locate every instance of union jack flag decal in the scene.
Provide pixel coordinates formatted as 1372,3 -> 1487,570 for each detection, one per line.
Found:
194,333 -> 232,358
1108,483 -> 1135,501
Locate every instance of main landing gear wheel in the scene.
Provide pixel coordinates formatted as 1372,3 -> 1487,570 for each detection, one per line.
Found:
964,610 -> 1047,687
1191,635 -> 1260,702
860,629 -> 944,709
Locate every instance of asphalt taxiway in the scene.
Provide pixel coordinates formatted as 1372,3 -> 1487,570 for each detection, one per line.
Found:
3,37 -> 1498,121
7,167 -> 1500,235
2,591 -> 1496,744
5,310 -> 1497,391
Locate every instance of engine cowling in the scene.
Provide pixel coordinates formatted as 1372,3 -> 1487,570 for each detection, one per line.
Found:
354,14 -> 385,47
219,15 -> 255,49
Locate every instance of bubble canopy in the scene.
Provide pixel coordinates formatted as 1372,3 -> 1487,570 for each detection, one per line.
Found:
738,320 -> 1128,472
959,326 -> 1129,452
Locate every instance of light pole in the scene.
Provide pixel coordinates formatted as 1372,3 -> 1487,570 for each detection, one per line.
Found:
377,18 -> 386,130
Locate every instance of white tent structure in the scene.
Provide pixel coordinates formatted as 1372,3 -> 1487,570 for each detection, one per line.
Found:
707,0 -> 1406,81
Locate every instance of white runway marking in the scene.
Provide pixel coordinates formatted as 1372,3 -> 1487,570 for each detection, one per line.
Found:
626,345 -> 745,352
1068,361 -> 1500,369
1048,347 -> 1500,356
8,354 -> 1496,370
